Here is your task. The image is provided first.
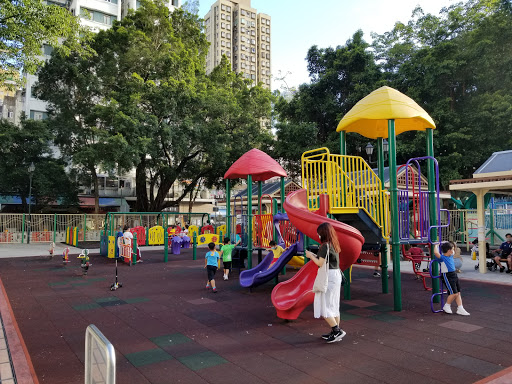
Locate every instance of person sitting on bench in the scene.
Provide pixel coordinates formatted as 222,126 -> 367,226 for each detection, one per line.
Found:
494,233 -> 512,273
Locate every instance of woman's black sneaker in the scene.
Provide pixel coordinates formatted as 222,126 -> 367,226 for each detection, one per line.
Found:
321,331 -> 332,340
326,329 -> 346,343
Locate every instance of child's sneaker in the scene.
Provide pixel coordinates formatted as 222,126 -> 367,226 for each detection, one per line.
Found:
443,304 -> 453,314
456,307 -> 470,316
500,266 -> 505,273
206,284 -> 210,289
373,271 -> 381,278
212,287 -> 218,293
321,331 -> 333,340
223,275 -> 227,280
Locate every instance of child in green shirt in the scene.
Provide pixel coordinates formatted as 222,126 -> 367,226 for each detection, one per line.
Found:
220,236 -> 240,280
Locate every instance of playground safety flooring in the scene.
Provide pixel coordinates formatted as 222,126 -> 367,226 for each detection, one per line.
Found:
0,248 -> 511,384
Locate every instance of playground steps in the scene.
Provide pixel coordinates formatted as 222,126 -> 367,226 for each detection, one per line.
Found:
334,209 -> 386,245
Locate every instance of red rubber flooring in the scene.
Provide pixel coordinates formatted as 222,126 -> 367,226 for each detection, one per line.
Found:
0,249 -> 511,384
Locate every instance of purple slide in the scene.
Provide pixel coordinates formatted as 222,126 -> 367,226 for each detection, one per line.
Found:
239,243 -> 298,288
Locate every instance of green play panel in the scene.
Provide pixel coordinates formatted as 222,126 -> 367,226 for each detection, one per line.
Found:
125,297 -> 150,304
370,313 -> 405,322
72,302 -> 101,311
150,333 -> 192,348
125,348 -> 173,367
178,351 -> 228,372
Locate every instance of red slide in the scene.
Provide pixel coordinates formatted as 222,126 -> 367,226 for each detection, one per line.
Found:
271,189 -> 365,319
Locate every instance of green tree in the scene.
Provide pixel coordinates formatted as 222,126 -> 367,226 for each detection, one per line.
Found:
273,31 -> 384,172
36,1 -> 273,212
0,0 -> 92,87
372,0 -> 512,186
0,118 -> 78,212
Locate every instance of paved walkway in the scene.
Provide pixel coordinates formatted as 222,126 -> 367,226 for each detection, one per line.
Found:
0,246 -> 511,383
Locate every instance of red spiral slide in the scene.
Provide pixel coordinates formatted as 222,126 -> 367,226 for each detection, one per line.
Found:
271,189 -> 365,319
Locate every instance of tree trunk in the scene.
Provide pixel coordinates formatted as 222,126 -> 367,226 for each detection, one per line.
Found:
91,168 -> 100,214
135,158 -> 149,212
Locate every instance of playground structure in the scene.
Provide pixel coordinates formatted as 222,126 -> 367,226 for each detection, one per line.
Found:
272,86 -> 452,316
99,212 -> 210,263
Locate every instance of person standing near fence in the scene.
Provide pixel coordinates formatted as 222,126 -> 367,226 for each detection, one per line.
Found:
305,222 -> 346,343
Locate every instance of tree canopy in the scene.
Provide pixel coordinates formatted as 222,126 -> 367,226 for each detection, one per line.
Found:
0,118 -> 78,211
36,0 -> 273,212
274,0 -> 512,188
0,0 -> 92,87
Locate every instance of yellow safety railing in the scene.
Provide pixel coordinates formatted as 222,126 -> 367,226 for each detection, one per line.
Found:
302,147 -> 390,239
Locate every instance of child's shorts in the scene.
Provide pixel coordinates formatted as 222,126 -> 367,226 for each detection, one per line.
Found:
223,261 -> 231,270
207,265 -> 217,281
443,271 -> 460,294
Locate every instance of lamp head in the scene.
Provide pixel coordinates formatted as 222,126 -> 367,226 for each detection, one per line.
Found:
365,143 -> 374,156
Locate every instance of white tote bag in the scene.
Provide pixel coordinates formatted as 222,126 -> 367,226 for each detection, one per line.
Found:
313,244 -> 330,293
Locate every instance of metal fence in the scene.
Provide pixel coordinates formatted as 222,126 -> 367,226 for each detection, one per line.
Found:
0,214 -> 105,244
440,209 -> 512,248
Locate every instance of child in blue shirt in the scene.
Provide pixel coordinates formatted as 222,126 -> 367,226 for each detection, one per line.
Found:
434,242 -> 470,316
204,242 -> 220,293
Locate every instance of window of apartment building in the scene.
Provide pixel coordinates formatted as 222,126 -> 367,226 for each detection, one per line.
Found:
251,47 -> 255,53
251,65 -> 255,71
226,5 -> 231,11
221,22 -> 225,28
221,3 -> 225,10
266,53 -> 269,59
8,111 -> 14,119
267,19 -> 271,25
251,74 -> 255,79
221,31 -> 225,37
241,63 -> 246,68
241,45 -> 246,51
266,36 -> 270,42
241,27 -> 245,33
226,52 -> 231,57
266,27 -> 270,33
241,9 -> 246,16
43,44 -> 53,56
241,36 -> 246,42
227,32 -> 231,38
251,56 -> 255,62
251,12 -> 255,18
227,15 -> 231,21
251,30 -> 255,36
227,24 -> 230,30
251,21 -> 255,27
261,52 -> 265,58
226,41 -> 231,48
261,26 -> 265,33
241,18 -> 246,24
261,18 -> 266,24
261,44 -> 265,50
221,13 -> 225,19
221,40 -> 225,47
29,110 -> 48,120
221,49 -> 224,54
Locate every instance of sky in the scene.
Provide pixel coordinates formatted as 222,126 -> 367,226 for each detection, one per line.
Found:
198,0 -> 455,91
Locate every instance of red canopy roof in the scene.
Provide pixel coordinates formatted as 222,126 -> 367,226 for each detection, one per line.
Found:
224,149 -> 287,181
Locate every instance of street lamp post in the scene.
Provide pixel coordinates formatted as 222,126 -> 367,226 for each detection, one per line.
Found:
27,162 -> 35,244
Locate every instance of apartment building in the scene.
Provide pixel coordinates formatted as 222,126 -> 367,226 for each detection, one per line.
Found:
204,0 -> 271,88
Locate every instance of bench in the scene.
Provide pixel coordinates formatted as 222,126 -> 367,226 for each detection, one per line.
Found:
401,244 -> 432,291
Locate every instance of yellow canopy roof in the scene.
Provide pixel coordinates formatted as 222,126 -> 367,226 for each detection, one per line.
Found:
336,86 -> 436,139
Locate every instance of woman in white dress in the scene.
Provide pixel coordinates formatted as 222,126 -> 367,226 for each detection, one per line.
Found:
305,222 -> 346,343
